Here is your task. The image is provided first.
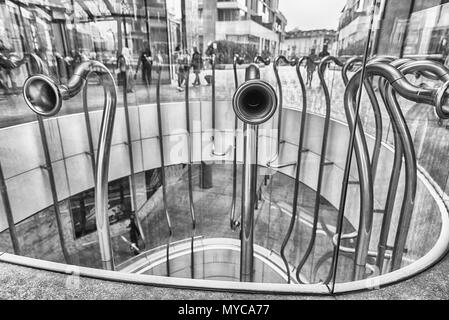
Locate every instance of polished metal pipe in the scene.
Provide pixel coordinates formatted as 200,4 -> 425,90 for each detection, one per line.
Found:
184,65 -> 196,278
230,55 -> 244,230
233,63 -> 277,282
267,56 -> 297,168
333,61 -> 447,281
121,56 -> 145,243
342,56 -> 383,182
374,58 -> 413,273
389,60 -> 449,270
22,60 -> 117,270
155,65 -> 173,276
271,55 -> 308,283
0,161 -> 21,254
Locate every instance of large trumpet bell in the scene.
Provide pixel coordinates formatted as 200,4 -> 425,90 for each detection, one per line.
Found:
233,79 -> 277,125
22,74 -> 62,117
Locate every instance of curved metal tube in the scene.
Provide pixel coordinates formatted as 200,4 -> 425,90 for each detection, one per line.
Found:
376,80 -> 404,273
330,61 -> 449,282
210,53 -> 232,157
23,60 -> 117,269
296,56 -> 362,283
230,55 -> 244,230
121,55 -> 146,244
342,56 -> 383,182
184,66 -> 196,278
272,56 -> 309,283
389,60 -> 449,270
374,58 -> 413,273
155,65 -> 173,276
253,56 -> 271,66
266,55 -> 298,168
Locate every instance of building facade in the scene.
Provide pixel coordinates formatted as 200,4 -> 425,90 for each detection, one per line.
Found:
281,29 -> 338,59
337,0 -> 374,56
198,0 -> 287,57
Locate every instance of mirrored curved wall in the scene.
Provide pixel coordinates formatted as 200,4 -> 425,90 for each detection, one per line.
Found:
0,0 -> 449,294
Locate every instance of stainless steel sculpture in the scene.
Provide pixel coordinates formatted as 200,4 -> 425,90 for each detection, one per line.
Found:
184,65 -> 197,278
22,60 -> 117,270
155,64 -> 173,276
233,63 -> 277,282
230,54 -> 244,230
267,55 -> 298,169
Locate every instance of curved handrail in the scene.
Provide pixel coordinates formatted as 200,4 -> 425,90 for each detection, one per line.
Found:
210,53 -> 232,157
230,54 -> 244,230
184,65 -> 197,279
267,55 -> 298,169
155,65 -> 173,276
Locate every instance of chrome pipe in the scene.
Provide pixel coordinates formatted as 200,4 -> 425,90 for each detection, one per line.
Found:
82,83 -> 96,179
326,7 -> 376,285
233,63 -> 277,282
342,55 -> 383,182
121,57 -> 145,243
0,161 -> 21,255
331,61 -> 448,282
253,56 -> 271,66
375,80 -> 403,273
374,57 -> 413,273
184,65 -> 196,278
230,55 -> 244,230
22,60 -> 117,270
155,65 -> 173,277
300,55 -> 369,284
389,60 -> 449,270
266,56 -> 297,168
273,55 -> 308,284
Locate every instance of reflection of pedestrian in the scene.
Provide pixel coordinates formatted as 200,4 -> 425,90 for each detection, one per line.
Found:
117,47 -> 134,93
306,48 -> 318,87
174,45 -> 185,91
135,47 -> 153,86
0,39 -> 18,95
128,214 -> 141,255
191,47 -> 202,86
319,45 -> 330,76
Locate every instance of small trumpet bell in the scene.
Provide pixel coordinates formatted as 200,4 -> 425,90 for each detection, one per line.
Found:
22,74 -> 62,117
233,79 -> 278,125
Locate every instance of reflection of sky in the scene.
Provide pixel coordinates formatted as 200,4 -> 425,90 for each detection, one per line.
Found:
280,0 -> 347,31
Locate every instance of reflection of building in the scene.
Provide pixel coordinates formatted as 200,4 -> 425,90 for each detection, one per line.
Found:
375,0 -> 449,61
281,29 -> 337,58
198,0 -> 287,56
0,0 -> 199,84
337,0 -> 374,56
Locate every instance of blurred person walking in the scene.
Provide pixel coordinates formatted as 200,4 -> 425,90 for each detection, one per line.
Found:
306,48 -> 318,87
191,46 -> 203,86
